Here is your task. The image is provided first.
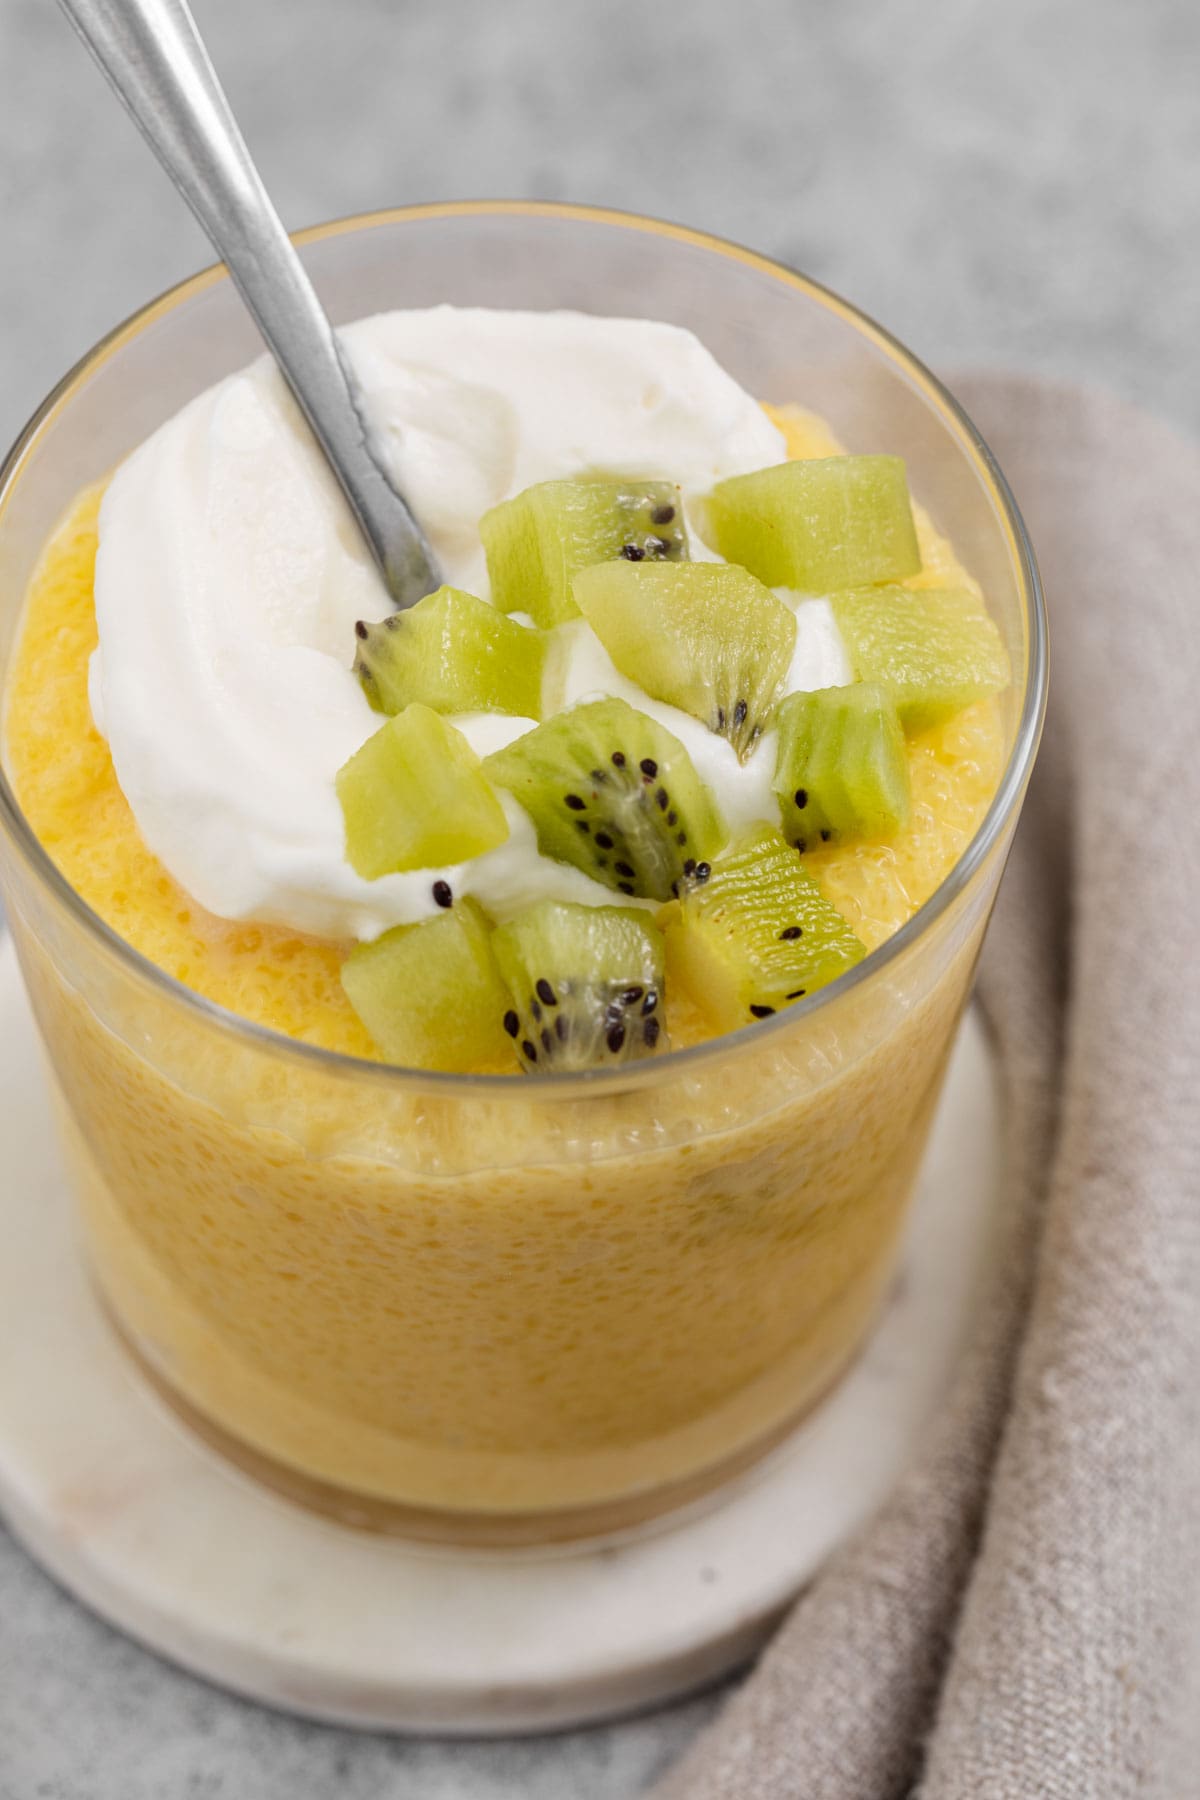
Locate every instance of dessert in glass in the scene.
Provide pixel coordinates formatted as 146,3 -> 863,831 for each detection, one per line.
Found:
0,205 -> 1045,1544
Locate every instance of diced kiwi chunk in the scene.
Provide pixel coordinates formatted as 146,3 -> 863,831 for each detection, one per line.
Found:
492,900 -> 667,1072
480,478 -> 688,628
773,682 -> 911,850
337,703 -> 509,879
831,585 -> 1010,732
341,899 -> 515,1071
486,698 -> 725,903
354,586 -> 545,719
572,561 -> 796,761
699,455 -> 920,592
665,824 -> 865,1031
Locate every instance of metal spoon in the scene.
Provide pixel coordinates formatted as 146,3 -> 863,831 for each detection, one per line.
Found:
56,0 -> 441,608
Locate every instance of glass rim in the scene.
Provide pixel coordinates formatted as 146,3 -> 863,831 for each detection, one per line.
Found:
0,198 -> 1048,1096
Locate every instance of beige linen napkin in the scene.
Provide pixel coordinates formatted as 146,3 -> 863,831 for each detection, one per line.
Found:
652,374 -> 1200,1800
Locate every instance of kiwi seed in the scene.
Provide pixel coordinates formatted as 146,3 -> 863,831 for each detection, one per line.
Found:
432,880 -> 453,908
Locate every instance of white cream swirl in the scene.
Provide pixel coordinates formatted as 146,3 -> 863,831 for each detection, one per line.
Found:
90,307 -> 848,941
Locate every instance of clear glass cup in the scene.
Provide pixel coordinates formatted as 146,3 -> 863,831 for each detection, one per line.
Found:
0,204 -> 1046,1545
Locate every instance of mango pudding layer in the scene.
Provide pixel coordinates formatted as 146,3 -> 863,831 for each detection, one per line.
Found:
2,303 -> 1011,1535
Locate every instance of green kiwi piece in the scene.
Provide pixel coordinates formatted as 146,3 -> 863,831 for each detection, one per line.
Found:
337,703 -> 509,879
480,478 -> 688,628
492,899 -> 667,1072
831,585 -> 1010,732
571,561 -> 796,762
341,899 -> 516,1072
486,698 -> 726,903
698,455 -> 920,592
354,586 -> 545,719
773,682 -> 911,850
665,824 -> 865,1032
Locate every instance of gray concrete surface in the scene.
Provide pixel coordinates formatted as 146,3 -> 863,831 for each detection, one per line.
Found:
1,0 -> 1197,1794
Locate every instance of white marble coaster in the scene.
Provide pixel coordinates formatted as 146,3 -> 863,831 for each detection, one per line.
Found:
0,938 -> 1002,1734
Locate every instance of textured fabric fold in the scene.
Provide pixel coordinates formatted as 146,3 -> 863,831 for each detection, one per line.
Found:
651,375 -> 1200,1800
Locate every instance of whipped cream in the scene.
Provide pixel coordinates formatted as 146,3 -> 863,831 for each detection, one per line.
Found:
91,307 -> 849,942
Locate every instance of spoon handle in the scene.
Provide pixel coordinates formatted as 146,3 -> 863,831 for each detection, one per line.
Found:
56,0 -> 440,606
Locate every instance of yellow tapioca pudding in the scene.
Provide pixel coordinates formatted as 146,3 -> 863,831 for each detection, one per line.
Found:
0,210 -> 1041,1541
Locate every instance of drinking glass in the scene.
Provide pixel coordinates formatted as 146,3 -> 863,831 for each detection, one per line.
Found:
0,204 -> 1046,1544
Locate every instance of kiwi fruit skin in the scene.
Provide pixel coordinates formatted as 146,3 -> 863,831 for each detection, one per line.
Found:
831,585 -> 1011,732
698,455 -> 921,592
336,703 -> 510,880
485,697 -> 726,903
773,682 -> 911,851
480,478 -> 688,628
492,899 -> 668,1072
571,560 -> 796,762
354,586 -> 545,720
665,824 -> 866,1032
341,899 -> 516,1072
